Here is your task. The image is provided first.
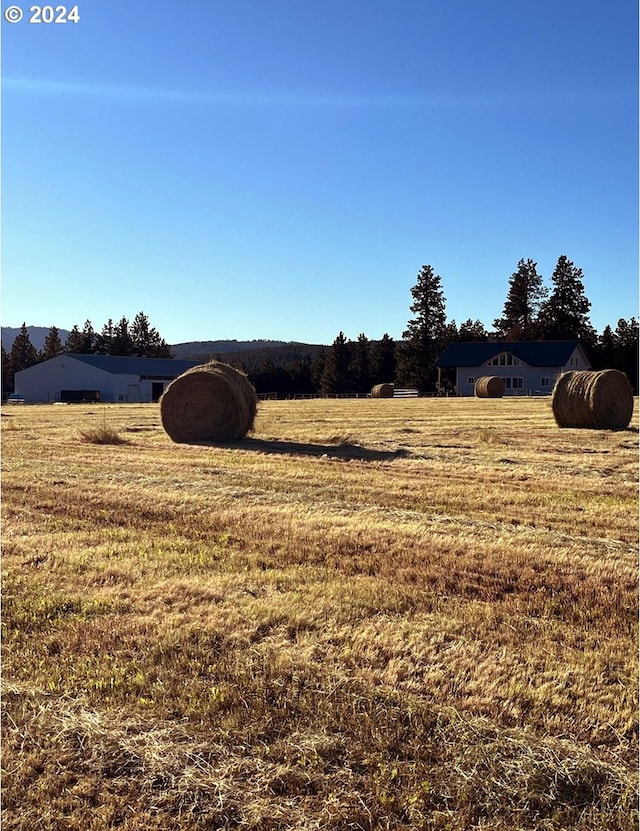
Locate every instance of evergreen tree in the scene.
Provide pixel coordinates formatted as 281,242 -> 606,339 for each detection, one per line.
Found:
96,319 -> 116,355
494,258 -> 547,340
311,349 -> 327,392
351,333 -> 371,395
80,320 -> 97,353
458,319 -> 489,341
64,321 -> 95,353
41,326 -> 64,360
321,332 -> 353,394
596,325 -> 617,370
2,344 -> 13,398
442,319 -> 460,344
370,334 -> 396,385
290,355 -> 314,395
64,325 -> 84,353
9,323 -> 39,375
538,255 -> 595,344
112,317 -> 133,356
130,311 -> 172,358
397,265 -> 447,390
614,317 -> 639,391
592,318 -> 639,392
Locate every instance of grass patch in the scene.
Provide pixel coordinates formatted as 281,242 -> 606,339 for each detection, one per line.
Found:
79,424 -> 129,444
2,398 -> 638,829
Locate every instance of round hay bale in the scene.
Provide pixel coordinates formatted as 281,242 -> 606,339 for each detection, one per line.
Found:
371,383 -> 394,398
160,361 -> 257,443
551,369 -> 633,430
475,376 -> 505,398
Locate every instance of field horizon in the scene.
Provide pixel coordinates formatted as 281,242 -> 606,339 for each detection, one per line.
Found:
2,397 -> 638,830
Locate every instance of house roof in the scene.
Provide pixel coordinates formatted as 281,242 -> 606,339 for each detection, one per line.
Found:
435,340 -> 584,368
66,354 -> 200,376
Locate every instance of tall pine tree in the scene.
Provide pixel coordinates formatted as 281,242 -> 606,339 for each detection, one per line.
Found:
64,321 -> 95,353
130,311 -> 172,358
2,344 -> 12,398
397,265 -> 447,390
494,258 -> 546,340
350,333 -> 371,395
321,332 -> 353,394
613,318 -> 639,392
41,326 -> 64,360
96,319 -> 116,355
9,323 -> 39,375
112,317 -> 133,356
539,255 -> 595,345
370,334 -> 396,385
64,325 -> 83,353
458,319 -> 489,341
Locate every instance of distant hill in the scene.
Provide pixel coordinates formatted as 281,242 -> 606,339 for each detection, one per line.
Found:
2,326 -> 71,352
1,329 -> 326,367
170,340 -> 326,367
170,339 -> 293,359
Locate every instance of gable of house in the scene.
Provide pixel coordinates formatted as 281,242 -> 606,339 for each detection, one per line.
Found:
436,341 -> 590,396
436,341 -> 586,369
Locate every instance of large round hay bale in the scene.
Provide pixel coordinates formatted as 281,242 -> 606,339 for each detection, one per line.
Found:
551,369 -> 633,430
371,383 -> 394,398
160,361 -> 257,443
475,376 -> 505,398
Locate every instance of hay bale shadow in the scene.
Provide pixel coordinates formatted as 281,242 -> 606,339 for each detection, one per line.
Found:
193,437 -> 412,462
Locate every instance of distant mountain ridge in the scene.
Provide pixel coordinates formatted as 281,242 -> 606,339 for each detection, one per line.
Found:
170,339 -> 325,364
170,339 -> 294,359
1,328 -> 324,362
2,326 -> 71,352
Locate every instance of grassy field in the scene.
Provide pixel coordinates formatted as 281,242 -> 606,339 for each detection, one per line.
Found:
2,396 -> 638,830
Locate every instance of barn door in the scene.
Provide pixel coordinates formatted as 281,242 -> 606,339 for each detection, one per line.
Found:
127,384 -> 142,403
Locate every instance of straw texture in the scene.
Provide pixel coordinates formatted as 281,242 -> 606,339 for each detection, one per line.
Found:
160,361 -> 257,443
371,383 -> 394,398
475,376 -> 505,398
551,369 -> 633,430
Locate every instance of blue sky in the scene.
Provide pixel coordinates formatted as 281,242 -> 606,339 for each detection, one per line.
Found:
2,1 -> 637,345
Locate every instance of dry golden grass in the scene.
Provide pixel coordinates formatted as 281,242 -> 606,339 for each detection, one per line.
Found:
2,397 -> 638,830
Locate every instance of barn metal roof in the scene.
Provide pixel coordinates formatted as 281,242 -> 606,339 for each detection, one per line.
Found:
66,354 -> 201,376
435,340 -> 585,368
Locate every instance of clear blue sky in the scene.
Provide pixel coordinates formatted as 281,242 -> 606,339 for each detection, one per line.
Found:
2,1 -> 638,345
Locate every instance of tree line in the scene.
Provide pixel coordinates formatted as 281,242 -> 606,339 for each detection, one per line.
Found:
251,254 -> 637,395
4,255 -> 638,397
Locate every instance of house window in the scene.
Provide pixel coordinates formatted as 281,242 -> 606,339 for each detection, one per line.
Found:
505,377 -> 524,390
541,377 -> 550,388
489,352 -> 520,367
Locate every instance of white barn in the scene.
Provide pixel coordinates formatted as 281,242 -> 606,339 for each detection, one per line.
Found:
14,354 -> 200,404
435,340 -> 591,396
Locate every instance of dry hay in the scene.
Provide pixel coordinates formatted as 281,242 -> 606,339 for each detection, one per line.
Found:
474,376 -> 505,398
371,383 -> 394,398
160,361 -> 257,443
551,369 -> 634,430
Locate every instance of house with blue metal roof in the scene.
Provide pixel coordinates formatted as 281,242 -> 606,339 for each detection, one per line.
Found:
14,354 -> 201,403
435,340 -> 591,396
